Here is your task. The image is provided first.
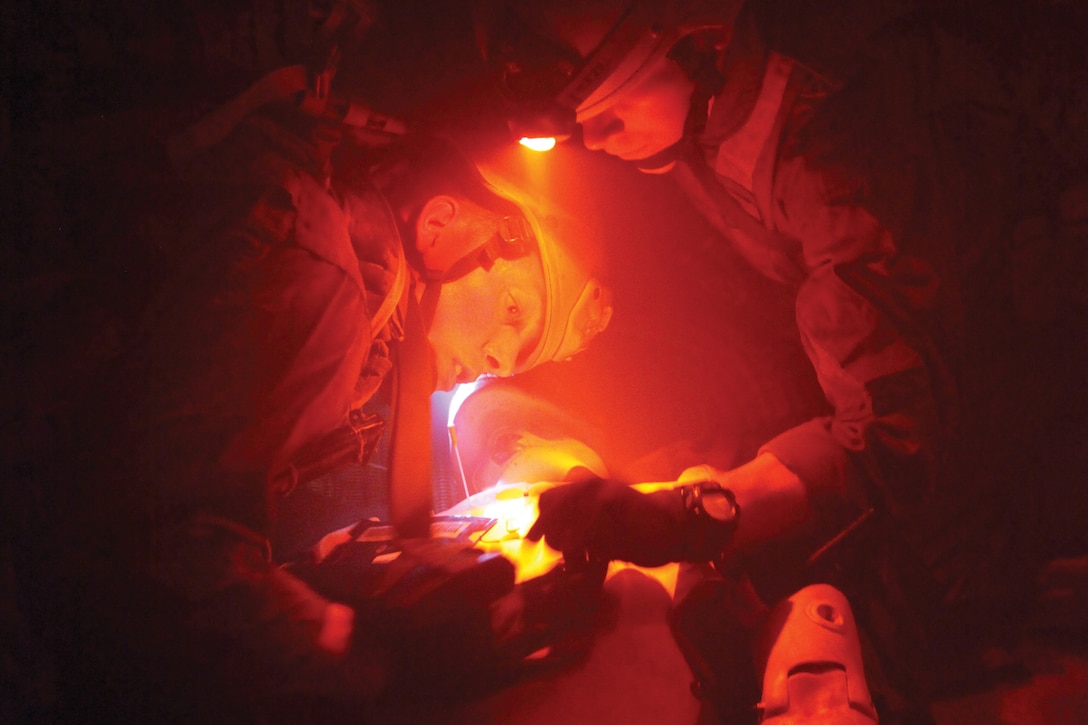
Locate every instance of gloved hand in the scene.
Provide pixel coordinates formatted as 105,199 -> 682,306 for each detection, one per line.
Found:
526,478 -> 737,567
296,533 -> 526,703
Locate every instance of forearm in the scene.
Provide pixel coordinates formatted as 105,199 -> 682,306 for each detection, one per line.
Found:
681,452 -> 810,551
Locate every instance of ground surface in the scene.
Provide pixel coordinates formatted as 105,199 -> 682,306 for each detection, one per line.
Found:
930,556 -> 1088,724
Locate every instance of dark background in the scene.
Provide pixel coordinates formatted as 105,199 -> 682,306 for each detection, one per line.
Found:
3,0 -> 1086,721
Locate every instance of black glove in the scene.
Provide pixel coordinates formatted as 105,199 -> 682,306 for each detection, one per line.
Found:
294,532 -> 603,704
290,533 -> 517,700
526,478 -> 738,567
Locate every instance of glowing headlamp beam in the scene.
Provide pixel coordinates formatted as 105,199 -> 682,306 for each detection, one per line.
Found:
519,136 -> 557,152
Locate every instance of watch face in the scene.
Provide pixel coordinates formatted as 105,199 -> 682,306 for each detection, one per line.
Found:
702,489 -> 738,523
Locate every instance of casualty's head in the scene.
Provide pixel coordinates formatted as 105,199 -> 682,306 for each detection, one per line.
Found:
475,0 -> 744,171
372,136 -> 613,391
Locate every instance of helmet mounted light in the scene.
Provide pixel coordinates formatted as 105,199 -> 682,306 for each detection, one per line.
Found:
519,137 -> 557,152
480,0 -> 736,163
483,1 -> 675,148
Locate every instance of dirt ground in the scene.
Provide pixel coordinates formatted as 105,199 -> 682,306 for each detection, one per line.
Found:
930,556 -> 1088,724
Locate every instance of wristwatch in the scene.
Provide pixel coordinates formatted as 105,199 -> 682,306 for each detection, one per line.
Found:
678,481 -> 740,561
681,481 -> 739,524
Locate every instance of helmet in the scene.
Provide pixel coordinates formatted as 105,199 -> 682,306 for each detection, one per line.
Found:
472,144 -> 614,372
365,133 -> 612,372
474,0 -> 741,144
399,135 -> 614,374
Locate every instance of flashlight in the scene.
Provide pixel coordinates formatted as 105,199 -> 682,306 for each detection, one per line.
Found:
506,101 -> 576,152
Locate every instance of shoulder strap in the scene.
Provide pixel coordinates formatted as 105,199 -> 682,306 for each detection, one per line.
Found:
387,293 -> 437,539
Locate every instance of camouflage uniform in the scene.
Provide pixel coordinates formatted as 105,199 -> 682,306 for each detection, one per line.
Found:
674,4 -> 1087,700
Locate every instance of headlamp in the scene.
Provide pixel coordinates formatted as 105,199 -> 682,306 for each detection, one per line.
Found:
484,2 -> 674,149
506,101 -> 576,151
519,137 -> 557,152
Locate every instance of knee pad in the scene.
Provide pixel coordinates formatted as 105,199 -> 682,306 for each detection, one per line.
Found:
758,584 -> 878,724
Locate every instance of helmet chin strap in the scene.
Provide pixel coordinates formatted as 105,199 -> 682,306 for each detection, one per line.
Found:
634,139 -> 687,172
415,215 -> 534,332
632,87 -> 713,173
418,278 -> 441,332
634,34 -> 722,174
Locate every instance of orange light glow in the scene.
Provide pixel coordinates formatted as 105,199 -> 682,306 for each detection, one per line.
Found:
519,136 -> 557,152
455,483 -> 563,583
448,482 -> 680,593
508,537 -> 563,584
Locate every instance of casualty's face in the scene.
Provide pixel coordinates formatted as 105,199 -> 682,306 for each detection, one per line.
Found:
427,254 -> 546,392
578,52 -> 695,166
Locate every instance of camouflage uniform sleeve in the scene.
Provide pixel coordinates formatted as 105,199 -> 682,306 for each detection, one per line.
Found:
145,147 -> 385,711
217,242 -> 373,485
759,151 -> 944,519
